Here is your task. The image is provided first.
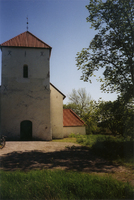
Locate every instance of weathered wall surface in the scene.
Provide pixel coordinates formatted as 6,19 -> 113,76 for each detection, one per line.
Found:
1,47 -> 52,140
50,84 -> 64,138
63,126 -> 86,137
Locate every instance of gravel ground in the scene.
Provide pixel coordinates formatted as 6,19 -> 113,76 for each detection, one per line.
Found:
0,141 -> 80,155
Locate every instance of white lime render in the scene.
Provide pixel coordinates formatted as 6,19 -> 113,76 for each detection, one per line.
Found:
0,32 -> 85,140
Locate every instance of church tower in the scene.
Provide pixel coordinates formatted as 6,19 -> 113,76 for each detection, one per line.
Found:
0,31 -> 52,140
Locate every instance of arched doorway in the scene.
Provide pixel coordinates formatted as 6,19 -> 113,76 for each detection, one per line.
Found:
20,120 -> 32,141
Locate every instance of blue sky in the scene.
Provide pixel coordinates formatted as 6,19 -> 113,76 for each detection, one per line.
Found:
0,0 -> 118,103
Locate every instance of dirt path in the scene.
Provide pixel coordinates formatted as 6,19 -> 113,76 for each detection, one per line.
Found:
0,141 -> 81,155
0,141 -> 133,186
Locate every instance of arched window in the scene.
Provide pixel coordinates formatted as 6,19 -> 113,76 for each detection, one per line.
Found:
23,65 -> 28,78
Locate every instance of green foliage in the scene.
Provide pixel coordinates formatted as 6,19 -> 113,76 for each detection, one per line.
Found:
91,136 -> 134,165
64,88 -> 99,134
68,133 -> 81,138
97,98 -> 134,138
82,107 -> 99,134
76,0 -> 134,102
75,134 -> 112,147
64,87 -> 134,137
52,136 -> 77,143
0,169 -> 133,199
63,103 -> 81,117
75,134 -> 134,166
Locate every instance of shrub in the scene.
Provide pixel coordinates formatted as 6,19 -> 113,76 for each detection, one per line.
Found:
75,134 -> 134,166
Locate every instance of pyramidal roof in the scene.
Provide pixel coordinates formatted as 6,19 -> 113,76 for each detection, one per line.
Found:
0,31 -> 52,50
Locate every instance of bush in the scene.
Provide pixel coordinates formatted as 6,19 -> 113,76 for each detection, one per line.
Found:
75,134 -> 134,166
92,137 -> 134,164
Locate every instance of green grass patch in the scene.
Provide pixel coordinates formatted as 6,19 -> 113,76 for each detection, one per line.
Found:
69,134 -> 134,167
0,169 -> 133,199
91,136 -> 134,166
52,137 -> 77,143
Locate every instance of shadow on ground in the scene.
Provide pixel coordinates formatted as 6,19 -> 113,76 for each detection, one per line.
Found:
0,146 -> 121,173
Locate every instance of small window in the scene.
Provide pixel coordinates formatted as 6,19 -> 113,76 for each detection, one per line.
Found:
23,65 -> 28,78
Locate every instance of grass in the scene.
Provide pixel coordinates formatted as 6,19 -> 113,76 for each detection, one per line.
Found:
0,169 -> 133,199
52,137 -> 77,143
53,134 -> 134,166
67,133 -> 134,167
1,134 -> 134,199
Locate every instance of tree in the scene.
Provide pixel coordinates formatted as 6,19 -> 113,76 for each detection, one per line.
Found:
81,100 -> 99,134
64,88 -> 99,134
76,0 -> 134,102
63,103 -> 80,117
67,88 -> 91,118
97,98 -> 134,138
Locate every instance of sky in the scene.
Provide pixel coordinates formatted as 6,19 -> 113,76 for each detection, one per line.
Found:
0,0 -> 118,104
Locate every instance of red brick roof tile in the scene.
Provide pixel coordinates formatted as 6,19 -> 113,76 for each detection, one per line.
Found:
63,109 -> 85,127
0,31 -> 52,49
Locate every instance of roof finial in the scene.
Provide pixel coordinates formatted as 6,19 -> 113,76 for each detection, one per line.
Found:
26,16 -> 29,31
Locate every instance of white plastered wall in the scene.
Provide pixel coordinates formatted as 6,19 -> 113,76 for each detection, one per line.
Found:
63,126 -> 86,137
1,47 -> 52,140
50,84 -> 64,138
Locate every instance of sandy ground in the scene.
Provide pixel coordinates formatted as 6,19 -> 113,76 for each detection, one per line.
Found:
0,141 -> 80,155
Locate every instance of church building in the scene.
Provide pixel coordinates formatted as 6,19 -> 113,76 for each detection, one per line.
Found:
0,31 -> 85,140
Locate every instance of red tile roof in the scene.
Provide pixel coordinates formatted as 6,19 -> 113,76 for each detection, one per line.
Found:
63,109 -> 85,127
0,31 -> 52,50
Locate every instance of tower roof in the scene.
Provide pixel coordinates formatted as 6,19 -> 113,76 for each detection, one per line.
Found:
0,31 -> 52,50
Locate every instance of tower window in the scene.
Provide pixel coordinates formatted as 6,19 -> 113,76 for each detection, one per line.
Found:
23,65 -> 28,78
